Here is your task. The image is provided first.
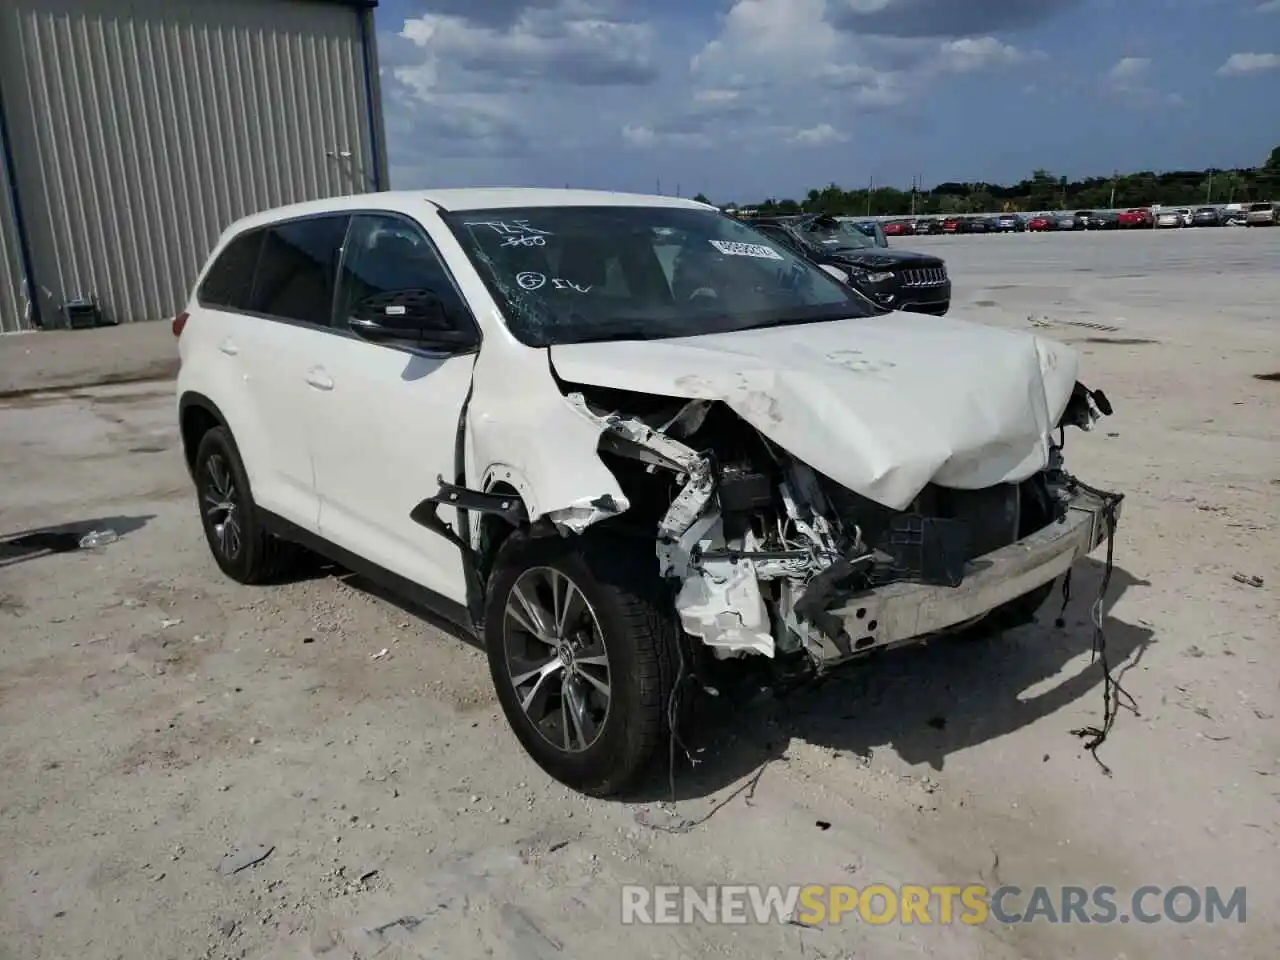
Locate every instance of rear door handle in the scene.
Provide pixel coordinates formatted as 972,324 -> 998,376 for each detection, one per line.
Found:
219,338 -> 239,356
305,368 -> 334,391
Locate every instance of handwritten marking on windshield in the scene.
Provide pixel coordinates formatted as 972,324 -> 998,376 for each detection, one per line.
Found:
465,220 -> 554,249
515,271 -> 592,293
709,240 -> 784,260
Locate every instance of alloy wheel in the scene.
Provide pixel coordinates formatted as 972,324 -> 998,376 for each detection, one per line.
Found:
202,453 -> 242,561
502,566 -> 612,753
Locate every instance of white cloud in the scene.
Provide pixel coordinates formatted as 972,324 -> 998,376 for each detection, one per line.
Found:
690,0 -> 841,81
397,6 -> 656,88
1255,1 -> 1280,13
666,0 -> 1029,146
1109,56 -> 1150,80
382,0 -> 664,183
377,0 -> 1177,199
1217,52 -> 1280,74
1101,56 -> 1181,108
620,124 -> 713,149
693,88 -> 740,104
937,37 -> 1026,72
788,123 -> 850,145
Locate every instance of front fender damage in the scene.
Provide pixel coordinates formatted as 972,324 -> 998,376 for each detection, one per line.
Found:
549,384 -> 1120,673
560,392 -> 850,660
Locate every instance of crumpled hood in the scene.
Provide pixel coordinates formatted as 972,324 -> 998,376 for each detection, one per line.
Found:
549,312 -> 1080,511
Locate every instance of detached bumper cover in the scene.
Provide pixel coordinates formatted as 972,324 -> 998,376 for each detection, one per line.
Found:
818,486 -> 1119,661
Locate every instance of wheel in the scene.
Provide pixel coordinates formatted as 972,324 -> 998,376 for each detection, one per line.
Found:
483,529 -> 680,796
193,426 -> 298,584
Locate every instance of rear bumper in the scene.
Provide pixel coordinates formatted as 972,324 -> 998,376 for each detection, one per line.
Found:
810,486 -> 1120,665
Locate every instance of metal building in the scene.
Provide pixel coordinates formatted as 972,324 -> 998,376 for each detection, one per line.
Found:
0,0 -> 387,333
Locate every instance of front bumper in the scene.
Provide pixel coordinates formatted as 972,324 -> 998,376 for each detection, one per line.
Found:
809,486 -> 1119,665
877,281 -> 951,316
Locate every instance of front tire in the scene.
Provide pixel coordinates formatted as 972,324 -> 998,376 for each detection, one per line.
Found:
193,426 -> 296,585
483,529 -> 680,796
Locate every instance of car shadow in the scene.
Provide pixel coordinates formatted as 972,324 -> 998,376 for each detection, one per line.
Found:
341,571 -> 484,652
630,557 -> 1155,804
0,515 -> 155,568
269,555 -> 484,653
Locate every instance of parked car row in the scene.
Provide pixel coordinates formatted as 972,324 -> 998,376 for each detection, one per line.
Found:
859,203 -> 1277,235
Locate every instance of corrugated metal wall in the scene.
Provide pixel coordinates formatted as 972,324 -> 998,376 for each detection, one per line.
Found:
0,113 -> 28,332
0,0 -> 381,330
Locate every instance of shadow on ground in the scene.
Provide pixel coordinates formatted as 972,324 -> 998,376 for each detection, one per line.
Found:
641,558 -> 1155,803
0,515 -> 154,567
268,553 -> 483,653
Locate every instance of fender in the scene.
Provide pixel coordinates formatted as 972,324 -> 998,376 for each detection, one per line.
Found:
177,390 -> 231,476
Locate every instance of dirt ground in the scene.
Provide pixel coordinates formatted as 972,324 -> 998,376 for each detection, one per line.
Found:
1,227 -> 1277,959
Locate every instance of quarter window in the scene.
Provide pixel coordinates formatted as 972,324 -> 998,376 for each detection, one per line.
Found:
198,228 -> 264,310
249,215 -> 350,324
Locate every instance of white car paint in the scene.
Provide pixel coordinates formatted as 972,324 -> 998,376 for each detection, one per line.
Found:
178,186 -> 1106,665
549,312 -> 1079,512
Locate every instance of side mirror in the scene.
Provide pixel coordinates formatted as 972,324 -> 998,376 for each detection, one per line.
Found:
348,289 -> 475,351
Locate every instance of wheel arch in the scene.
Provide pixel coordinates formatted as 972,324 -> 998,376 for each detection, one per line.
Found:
475,478 -> 526,581
178,391 -> 230,476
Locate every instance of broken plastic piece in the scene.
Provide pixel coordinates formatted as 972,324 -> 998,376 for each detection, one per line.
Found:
546,496 -> 625,535
78,529 -> 119,549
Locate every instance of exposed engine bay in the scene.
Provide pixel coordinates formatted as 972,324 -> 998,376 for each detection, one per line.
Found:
556,380 -> 1116,672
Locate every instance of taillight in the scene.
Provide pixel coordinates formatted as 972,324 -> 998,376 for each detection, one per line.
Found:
172,311 -> 189,337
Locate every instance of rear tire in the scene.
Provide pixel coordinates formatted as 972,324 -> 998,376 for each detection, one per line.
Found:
193,426 -> 298,585
483,528 -> 680,797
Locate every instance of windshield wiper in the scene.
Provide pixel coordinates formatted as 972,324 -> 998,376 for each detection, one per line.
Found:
552,324 -> 678,344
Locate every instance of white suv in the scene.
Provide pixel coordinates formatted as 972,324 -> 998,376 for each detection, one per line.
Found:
176,189 -> 1121,795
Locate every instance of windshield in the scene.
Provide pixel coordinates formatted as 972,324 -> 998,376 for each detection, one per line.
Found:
442,205 -> 880,347
790,217 -> 876,251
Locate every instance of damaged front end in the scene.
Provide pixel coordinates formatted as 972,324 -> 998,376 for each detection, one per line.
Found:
562,380 -> 1120,674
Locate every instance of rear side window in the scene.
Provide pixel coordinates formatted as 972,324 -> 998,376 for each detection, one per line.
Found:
198,229 -> 263,310
249,215 -> 350,325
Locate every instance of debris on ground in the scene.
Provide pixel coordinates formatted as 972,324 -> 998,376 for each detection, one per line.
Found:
216,844 -> 274,876
1232,573 -> 1264,588
1029,314 -> 1123,333
371,648 -> 390,661
77,529 -> 119,549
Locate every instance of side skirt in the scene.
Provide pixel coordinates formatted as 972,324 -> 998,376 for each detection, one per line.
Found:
258,510 -> 477,636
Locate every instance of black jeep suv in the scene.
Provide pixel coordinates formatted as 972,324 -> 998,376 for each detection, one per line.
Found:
748,214 -> 951,316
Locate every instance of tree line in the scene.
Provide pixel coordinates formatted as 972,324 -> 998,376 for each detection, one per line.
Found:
698,146 -> 1280,217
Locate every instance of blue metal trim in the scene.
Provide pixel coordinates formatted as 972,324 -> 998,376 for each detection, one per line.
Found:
0,67 -> 41,329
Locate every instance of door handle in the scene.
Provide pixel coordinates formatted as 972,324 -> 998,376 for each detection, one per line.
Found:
219,338 -> 239,356
305,368 -> 334,391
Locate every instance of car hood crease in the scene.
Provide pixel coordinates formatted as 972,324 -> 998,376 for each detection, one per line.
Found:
549,313 -> 1080,511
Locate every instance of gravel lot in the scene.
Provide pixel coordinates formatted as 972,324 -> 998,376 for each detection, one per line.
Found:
2,227 -> 1278,959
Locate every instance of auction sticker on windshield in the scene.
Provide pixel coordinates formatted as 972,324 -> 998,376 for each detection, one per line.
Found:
709,240 -> 784,260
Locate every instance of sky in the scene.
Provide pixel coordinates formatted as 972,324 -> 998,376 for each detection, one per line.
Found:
374,0 -> 1280,202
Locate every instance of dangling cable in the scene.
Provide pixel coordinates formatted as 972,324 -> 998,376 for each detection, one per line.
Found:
1067,481 -> 1139,775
